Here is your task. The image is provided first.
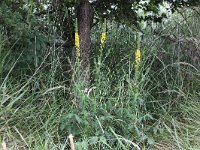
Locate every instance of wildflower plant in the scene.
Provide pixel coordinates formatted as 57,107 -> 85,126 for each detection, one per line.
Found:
135,48 -> 141,67
100,18 -> 107,51
135,31 -> 141,75
75,18 -> 80,60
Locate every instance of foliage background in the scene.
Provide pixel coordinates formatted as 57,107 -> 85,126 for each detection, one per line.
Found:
0,1 -> 200,149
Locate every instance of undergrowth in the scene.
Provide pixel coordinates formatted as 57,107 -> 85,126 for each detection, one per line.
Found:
0,8 -> 200,150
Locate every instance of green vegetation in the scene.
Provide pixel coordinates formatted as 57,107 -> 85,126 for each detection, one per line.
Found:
1,1 -> 200,150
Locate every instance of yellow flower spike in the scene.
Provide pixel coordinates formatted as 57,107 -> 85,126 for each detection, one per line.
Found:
135,31 -> 141,70
75,32 -> 80,58
135,48 -> 141,66
100,18 -> 107,50
100,32 -> 106,49
75,18 -> 80,59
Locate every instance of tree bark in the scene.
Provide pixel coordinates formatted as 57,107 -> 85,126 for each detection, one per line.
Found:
77,0 -> 93,84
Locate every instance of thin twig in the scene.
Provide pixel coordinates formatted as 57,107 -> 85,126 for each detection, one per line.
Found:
121,138 -> 141,150
68,134 -> 75,150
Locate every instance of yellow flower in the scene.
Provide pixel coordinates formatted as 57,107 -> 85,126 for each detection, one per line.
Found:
100,32 -> 106,49
135,48 -> 141,66
75,32 -> 80,58
101,32 -> 106,44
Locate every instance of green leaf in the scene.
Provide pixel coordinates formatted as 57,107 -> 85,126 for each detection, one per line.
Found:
147,137 -> 155,145
89,136 -> 99,144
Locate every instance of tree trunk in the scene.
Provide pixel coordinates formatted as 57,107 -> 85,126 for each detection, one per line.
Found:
77,0 -> 93,84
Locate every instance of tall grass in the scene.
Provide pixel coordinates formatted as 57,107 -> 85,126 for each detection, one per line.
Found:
1,8 -> 200,150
